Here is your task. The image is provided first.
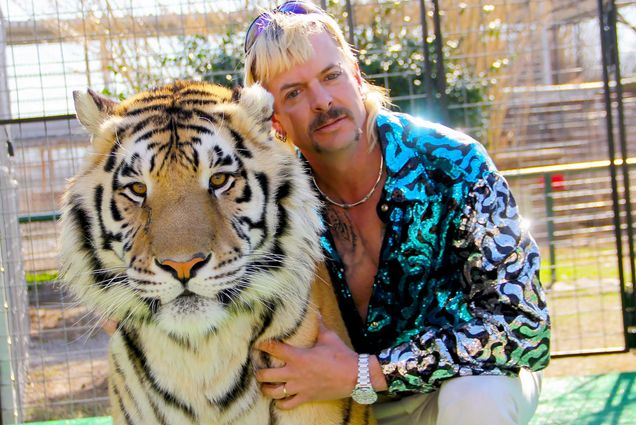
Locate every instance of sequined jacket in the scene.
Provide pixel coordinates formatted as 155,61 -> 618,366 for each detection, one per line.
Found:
321,110 -> 551,395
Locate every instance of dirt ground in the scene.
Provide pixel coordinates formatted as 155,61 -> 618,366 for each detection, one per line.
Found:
544,351 -> 636,378
27,306 -> 110,421
24,298 -> 636,421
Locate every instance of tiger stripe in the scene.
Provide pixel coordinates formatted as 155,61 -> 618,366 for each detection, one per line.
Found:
214,359 -> 253,409
61,81 -> 375,424
111,357 -> 142,422
112,386 -> 133,425
120,328 -> 198,422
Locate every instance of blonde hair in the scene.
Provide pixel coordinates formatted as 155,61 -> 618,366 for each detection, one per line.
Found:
244,11 -> 390,147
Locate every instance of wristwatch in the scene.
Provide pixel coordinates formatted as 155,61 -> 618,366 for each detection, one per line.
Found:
351,353 -> 378,404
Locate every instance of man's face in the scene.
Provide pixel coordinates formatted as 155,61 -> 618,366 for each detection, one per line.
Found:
265,31 -> 367,156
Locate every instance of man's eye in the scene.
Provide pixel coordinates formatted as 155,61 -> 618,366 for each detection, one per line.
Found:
285,89 -> 301,100
325,71 -> 342,81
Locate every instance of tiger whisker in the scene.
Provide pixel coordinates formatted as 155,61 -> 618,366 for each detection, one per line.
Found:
69,283 -> 142,343
238,274 -> 309,303
66,268 -> 128,280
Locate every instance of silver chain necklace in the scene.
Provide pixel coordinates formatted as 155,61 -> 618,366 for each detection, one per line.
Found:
312,154 -> 384,209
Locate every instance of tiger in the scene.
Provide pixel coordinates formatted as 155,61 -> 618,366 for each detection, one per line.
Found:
59,81 -> 375,425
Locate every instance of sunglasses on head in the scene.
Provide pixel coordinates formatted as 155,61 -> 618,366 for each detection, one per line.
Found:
244,1 -> 324,53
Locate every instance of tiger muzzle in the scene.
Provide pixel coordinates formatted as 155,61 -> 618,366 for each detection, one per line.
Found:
155,254 -> 210,283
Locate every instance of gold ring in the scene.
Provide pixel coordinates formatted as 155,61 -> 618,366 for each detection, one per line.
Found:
282,384 -> 288,398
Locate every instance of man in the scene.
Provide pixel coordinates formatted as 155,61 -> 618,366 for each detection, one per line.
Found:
243,2 -> 550,424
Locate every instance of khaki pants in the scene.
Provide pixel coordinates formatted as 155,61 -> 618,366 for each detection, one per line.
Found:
373,369 -> 542,425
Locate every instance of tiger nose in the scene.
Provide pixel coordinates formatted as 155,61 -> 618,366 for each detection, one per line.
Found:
156,254 -> 209,283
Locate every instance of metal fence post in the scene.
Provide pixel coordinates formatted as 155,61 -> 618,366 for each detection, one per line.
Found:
344,0 -> 355,48
0,6 -> 29,422
430,0 -> 449,124
602,0 -> 636,348
543,173 -> 557,286
597,0 -> 635,349
418,0 -> 434,116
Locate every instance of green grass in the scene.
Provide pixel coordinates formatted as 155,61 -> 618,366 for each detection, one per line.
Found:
531,372 -> 636,425
20,373 -> 636,425
25,270 -> 59,285
539,244 -> 620,285
21,417 -> 111,425
540,262 -> 619,284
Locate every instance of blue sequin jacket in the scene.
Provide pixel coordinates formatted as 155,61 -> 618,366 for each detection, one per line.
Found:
321,111 -> 551,394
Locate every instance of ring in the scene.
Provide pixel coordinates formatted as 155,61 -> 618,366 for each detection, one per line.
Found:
282,384 -> 288,398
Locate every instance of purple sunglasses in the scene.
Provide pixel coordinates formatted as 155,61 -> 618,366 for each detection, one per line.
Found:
244,1 -> 324,53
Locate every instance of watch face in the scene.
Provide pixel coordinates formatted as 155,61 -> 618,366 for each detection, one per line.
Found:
352,386 -> 378,405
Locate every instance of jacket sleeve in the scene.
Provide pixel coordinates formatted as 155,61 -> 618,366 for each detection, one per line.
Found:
377,171 -> 551,394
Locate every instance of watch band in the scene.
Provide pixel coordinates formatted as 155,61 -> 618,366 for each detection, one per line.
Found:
351,353 -> 378,404
358,353 -> 372,387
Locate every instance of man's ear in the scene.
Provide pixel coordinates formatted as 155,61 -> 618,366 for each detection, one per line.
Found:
272,114 -> 285,138
73,89 -> 118,135
353,62 -> 363,87
271,114 -> 295,151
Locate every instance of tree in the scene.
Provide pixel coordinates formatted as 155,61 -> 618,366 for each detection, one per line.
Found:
105,2 -> 491,140
353,12 -> 488,138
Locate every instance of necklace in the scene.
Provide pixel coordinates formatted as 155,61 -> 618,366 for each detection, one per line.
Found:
312,154 -> 384,209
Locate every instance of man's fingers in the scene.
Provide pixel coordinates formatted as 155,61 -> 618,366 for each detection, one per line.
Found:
276,394 -> 304,410
256,339 -> 298,360
255,365 -> 288,383
260,383 -> 287,399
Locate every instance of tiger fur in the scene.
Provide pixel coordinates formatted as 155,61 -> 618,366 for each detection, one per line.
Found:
60,81 -> 374,425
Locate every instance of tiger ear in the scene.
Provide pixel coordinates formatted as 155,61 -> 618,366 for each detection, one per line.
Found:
236,84 -> 274,133
73,89 -> 118,135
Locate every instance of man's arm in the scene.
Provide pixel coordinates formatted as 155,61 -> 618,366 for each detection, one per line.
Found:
256,320 -> 388,409
378,171 -> 551,394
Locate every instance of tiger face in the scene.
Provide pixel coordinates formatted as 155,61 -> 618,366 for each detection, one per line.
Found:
60,82 -> 323,339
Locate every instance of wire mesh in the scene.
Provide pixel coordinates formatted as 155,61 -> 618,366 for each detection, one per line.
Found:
0,0 -> 634,422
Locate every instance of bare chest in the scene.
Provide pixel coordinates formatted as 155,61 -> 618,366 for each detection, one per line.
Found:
324,202 -> 385,319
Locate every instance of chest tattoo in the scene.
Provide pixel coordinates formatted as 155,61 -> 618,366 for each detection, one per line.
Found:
324,207 -> 357,253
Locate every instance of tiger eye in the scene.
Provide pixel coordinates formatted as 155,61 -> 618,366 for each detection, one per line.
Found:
129,182 -> 147,196
210,173 -> 229,189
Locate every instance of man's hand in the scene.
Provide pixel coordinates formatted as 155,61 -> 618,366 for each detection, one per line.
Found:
255,320 -> 359,409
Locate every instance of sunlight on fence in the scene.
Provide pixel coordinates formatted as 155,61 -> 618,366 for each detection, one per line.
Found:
0,0 -> 634,423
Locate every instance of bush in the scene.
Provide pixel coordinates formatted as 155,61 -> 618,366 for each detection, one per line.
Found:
105,3 -> 489,140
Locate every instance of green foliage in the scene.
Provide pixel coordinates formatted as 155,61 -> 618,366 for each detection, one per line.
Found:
332,1 -> 489,137
105,32 -> 244,98
105,3 -> 490,139
157,33 -> 244,86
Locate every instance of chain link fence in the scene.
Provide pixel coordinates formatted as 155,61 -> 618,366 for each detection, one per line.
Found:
0,0 -> 634,422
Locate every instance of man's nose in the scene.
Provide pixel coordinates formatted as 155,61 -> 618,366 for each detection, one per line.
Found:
308,81 -> 333,112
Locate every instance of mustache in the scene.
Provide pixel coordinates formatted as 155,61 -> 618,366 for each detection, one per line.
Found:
309,107 -> 353,132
